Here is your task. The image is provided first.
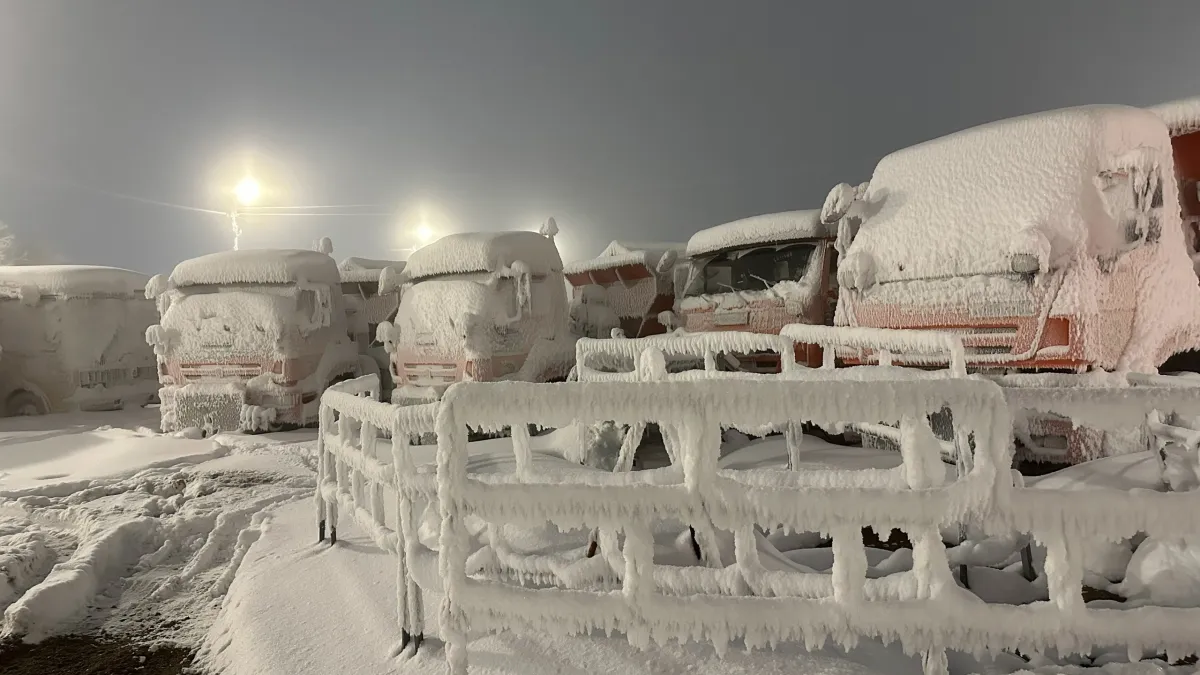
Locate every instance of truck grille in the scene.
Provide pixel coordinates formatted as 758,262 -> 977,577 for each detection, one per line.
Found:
169,387 -> 245,432
179,363 -> 263,381
403,362 -> 460,386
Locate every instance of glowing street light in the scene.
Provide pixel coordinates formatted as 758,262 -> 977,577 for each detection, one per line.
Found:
234,176 -> 262,206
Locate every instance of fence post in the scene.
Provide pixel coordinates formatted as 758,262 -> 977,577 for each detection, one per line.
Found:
512,423 -> 533,478
391,416 -> 424,656
315,402 -> 330,542
785,423 -> 803,471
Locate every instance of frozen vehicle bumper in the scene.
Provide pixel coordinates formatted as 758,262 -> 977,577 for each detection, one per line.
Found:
160,383 -> 247,433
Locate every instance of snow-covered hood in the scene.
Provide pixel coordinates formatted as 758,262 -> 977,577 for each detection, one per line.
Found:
844,105 -> 1175,287
394,279 -> 496,357
161,291 -> 297,360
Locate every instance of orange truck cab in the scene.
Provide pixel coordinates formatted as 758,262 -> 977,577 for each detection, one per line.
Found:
378,227 -> 576,405
676,210 -> 838,369
829,104 -> 1200,376
564,241 -> 684,338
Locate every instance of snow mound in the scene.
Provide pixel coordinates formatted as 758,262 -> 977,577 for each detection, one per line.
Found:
405,231 -> 562,280
169,249 -> 341,287
686,210 -> 829,258
848,104 -> 1172,284
1118,537 -> 1200,607
0,265 -> 149,300
2,517 -> 162,642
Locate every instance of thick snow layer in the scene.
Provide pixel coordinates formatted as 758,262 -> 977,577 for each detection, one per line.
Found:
338,257 -> 405,283
1149,96 -> 1200,136
200,500 -> 946,675
564,241 -> 684,275
686,210 -> 829,258
169,249 -> 341,287
846,105 -> 1174,283
405,231 -> 563,280
0,410 -> 229,495
0,265 -> 149,300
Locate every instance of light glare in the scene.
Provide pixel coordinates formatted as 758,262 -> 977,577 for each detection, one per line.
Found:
235,176 -> 261,206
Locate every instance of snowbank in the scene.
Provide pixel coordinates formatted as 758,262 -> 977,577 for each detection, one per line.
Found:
169,249 -> 341,287
2,516 -> 162,641
0,265 -> 149,300
686,210 -> 828,258
405,231 -> 563,280
847,105 -> 1172,283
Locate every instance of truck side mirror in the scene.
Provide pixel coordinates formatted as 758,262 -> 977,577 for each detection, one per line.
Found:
375,321 -> 399,353
821,183 -> 858,225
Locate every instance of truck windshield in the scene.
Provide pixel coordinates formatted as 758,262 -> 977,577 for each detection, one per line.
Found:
685,242 -> 816,297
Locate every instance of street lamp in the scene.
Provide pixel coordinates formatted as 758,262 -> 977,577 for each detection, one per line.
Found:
234,176 -> 261,206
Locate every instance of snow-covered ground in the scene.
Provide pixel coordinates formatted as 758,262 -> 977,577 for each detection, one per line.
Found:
2,408 -> 1198,674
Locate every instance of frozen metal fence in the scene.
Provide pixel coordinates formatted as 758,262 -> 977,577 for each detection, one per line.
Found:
314,374 -> 438,654
317,372 -> 1200,674
431,376 -> 1011,675
575,331 -> 798,382
780,324 -> 968,377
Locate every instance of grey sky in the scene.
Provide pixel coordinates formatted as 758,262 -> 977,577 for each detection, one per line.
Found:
1,1 -> 1197,272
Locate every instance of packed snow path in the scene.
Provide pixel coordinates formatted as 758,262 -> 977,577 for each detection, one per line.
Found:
0,409 -> 315,647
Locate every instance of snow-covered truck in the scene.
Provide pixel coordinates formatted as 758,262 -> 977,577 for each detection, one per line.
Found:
0,265 -> 158,415
146,249 -> 363,433
378,225 -> 576,405
828,104 -> 1200,374
823,104 -> 1200,463
564,240 -> 684,338
338,257 -> 405,393
677,210 -> 839,369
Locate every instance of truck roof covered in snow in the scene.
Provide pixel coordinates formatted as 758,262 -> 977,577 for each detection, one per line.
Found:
846,104 -> 1173,285
0,265 -> 149,299
404,231 -> 562,280
169,249 -> 341,287
564,241 -> 685,275
1148,95 -> 1200,136
686,210 -> 828,259
337,257 -> 405,283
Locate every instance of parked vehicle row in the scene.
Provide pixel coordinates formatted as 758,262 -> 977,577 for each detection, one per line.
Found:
7,97 -> 1199,458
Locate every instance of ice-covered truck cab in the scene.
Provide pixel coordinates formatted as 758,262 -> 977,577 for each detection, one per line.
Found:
338,257 -> 405,394
565,241 -> 684,338
830,104 -> 1200,375
378,227 -> 575,405
678,210 -> 838,369
147,249 -> 361,433
0,265 -> 158,416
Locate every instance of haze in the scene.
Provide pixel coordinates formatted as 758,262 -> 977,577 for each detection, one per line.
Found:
1,0 -> 1196,272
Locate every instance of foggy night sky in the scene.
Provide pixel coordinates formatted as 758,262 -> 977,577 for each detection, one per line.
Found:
1,0 -> 1198,273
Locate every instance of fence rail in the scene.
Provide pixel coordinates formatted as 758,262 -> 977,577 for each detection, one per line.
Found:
316,371 -> 1200,675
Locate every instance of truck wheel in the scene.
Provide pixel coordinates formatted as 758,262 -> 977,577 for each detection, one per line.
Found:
6,390 -> 48,417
